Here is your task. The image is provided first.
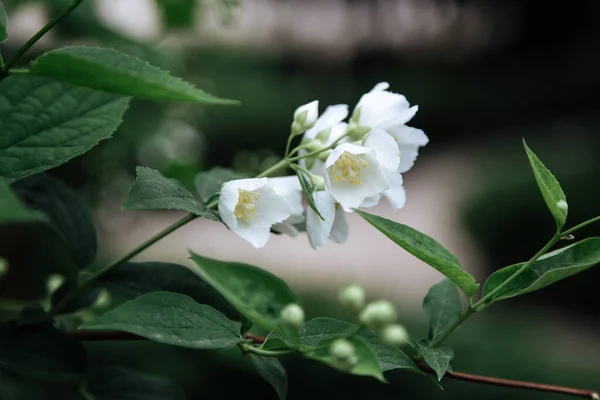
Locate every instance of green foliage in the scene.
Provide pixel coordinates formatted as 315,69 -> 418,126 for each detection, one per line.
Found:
297,170 -> 325,220
355,210 -> 479,297
0,0 -> 7,42
523,140 -> 567,230
250,355 -> 288,400
423,280 -> 463,342
30,46 -> 239,104
195,166 -> 247,202
0,184 -> 46,223
483,238 -> 600,302
0,75 -> 129,185
189,251 -> 298,333
123,166 -> 219,221
82,291 -> 245,349
417,340 -> 454,381
156,0 -> 196,28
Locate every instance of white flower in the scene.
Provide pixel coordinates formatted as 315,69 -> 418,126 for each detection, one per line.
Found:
386,124 -> 429,173
353,82 -> 418,131
293,100 -> 319,131
302,122 -> 349,175
218,178 -> 294,248
268,176 -> 305,237
306,190 -> 348,249
303,104 -> 348,142
323,143 -> 390,211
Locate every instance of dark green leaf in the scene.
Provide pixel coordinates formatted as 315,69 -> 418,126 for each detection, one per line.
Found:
250,355 -> 288,400
194,167 -> 247,202
16,304 -> 48,326
81,291 -> 244,349
124,166 -> 219,221
523,140 -> 567,229
86,366 -> 187,400
157,0 -> 195,28
0,184 -> 46,223
423,280 -> 462,341
97,261 -> 238,319
356,210 -> 479,297
483,238 -> 600,302
0,75 -> 129,185
0,321 -> 85,383
417,339 -> 453,381
12,173 -> 97,266
30,46 -> 239,104
0,0 -> 7,42
189,252 -> 298,333
296,170 -> 324,220
0,366 -> 47,400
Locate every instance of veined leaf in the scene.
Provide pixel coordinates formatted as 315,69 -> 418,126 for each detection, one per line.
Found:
356,210 -> 479,297
250,355 -> 288,400
30,46 -> 239,104
417,339 -> 453,381
195,166 -> 247,202
423,280 -> 462,342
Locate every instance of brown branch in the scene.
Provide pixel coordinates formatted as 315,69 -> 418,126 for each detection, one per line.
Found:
416,361 -> 599,399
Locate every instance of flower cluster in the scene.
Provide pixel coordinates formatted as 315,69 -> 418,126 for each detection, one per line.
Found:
218,82 -> 428,249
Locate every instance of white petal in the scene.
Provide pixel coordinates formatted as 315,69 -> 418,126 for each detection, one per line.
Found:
272,222 -> 299,237
323,143 -> 370,169
363,129 -> 400,172
269,176 -> 303,216
304,104 -> 349,140
233,223 -> 272,248
370,82 -> 390,92
360,194 -> 381,208
306,191 -> 336,249
329,206 -> 349,243
253,185 -> 292,226
384,185 -> 406,210
356,91 -> 410,129
294,100 -> 319,127
218,178 -> 269,231
324,122 -> 349,147
394,105 -> 419,125
387,125 -> 429,173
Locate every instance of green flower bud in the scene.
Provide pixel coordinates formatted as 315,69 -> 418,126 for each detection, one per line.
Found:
315,128 -> 331,144
280,303 -> 304,329
338,284 -> 366,312
329,338 -> 357,371
310,174 -> 325,191
92,288 -> 112,309
359,300 -> 397,329
380,324 -> 409,347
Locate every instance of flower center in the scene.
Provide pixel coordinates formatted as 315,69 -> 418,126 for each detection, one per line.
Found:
330,152 -> 368,185
234,189 -> 260,222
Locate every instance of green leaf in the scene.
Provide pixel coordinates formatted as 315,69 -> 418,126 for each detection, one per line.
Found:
483,237 -> 600,301
355,210 -> 479,297
189,252 -> 298,333
0,184 -> 46,224
417,339 -> 453,381
86,366 -> 187,400
0,1 -> 7,42
296,170 -> 324,220
194,166 -> 247,202
0,321 -> 85,383
123,166 -> 219,221
81,291 -> 245,349
523,140 -> 567,230
12,173 -> 97,266
423,280 -> 463,341
0,75 -> 129,185
30,46 -> 239,104
250,355 -> 288,400
157,0 -> 196,28
96,261 -> 239,319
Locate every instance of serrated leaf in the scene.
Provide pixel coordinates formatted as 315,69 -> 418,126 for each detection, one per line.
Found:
0,1 -> 8,42
0,75 -> 130,185
250,355 -> 288,400
356,210 -> 479,297
81,291 -> 244,349
86,366 -> 187,400
423,279 -> 462,341
13,173 -> 97,266
123,166 -> 219,221
296,170 -> 324,220
194,166 -> 247,202
0,184 -> 46,224
96,261 -> 238,319
417,339 -> 453,381
30,46 -> 239,104
189,252 -> 298,333
523,140 -> 567,230
483,237 -> 600,302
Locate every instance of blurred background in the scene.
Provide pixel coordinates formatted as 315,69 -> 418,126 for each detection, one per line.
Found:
1,0 -> 599,398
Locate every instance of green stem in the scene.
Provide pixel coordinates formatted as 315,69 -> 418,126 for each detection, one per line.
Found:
8,68 -> 29,74
429,307 -> 476,348
256,158 -> 290,178
562,216 -> 600,236
288,143 -> 312,157
284,131 -> 296,157
288,130 -> 353,162
3,0 -> 85,70
241,343 -> 295,357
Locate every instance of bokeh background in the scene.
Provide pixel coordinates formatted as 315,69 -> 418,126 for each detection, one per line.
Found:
1,0 -> 599,398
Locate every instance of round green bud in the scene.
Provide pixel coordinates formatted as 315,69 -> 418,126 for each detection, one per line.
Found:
280,303 -> 304,329
310,174 -> 326,191
46,274 -> 65,295
329,339 -> 357,371
380,324 -> 409,347
338,284 -> 366,312
92,288 -> 112,309
359,300 -> 397,329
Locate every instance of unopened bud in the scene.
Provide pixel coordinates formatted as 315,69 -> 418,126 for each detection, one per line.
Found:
359,300 -> 397,329
310,174 -> 325,191
338,284 -> 366,312
293,100 -> 319,131
92,289 -> 111,309
380,324 -> 409,347
315,128 -> 331,144
46,274 -> 65,295
330,338 -> 357,371
280,303 -> 304,329
557,200 -> 568,215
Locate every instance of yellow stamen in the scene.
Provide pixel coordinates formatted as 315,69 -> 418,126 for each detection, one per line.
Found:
330,152 -> 368,185
234,189 -> 260,222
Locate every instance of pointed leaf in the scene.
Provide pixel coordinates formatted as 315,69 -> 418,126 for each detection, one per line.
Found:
423,279 -> 463,341
356,210 -> 479,297
523,140 -> 567,229
250,355 -> 288,400
483,237 -> 600,302
0,75 -> 130,185
417,339 -> 454,381
123,166 -> 219,221
195,166 -> 247,202
30,46 -> 239,104
297,170 -> 324,220
189,252 -> 298,332
81,291 -> 244,349
0,0 -> 7,42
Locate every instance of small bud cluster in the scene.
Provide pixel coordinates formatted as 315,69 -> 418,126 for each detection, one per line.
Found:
280,303 -> 305,330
